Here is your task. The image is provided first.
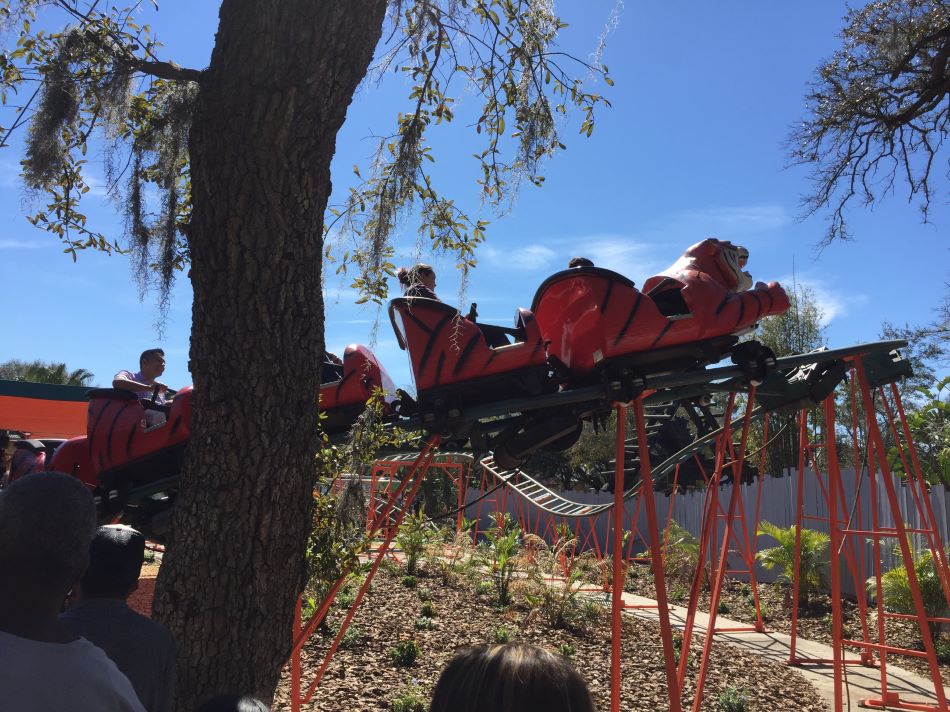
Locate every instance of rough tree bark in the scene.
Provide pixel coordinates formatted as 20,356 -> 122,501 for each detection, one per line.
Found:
153,2 -> 388,708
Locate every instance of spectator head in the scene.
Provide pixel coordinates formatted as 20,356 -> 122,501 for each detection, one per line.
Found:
195,694 -> 270,712
430,643 -> 595,712
139,348 -> 166,378
0,472 -> 96,593
568,257 -> 594,269
79,524 -> 147,599
397,263 -> 436,291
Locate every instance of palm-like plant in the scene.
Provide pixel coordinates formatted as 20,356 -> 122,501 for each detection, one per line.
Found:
477,519 -> 522,606
0,359 -> 94,386
756,521 -> 830,604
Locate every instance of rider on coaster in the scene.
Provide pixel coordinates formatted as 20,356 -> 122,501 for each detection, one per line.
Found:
112,349 -> 170,427
398,263 -> 512,348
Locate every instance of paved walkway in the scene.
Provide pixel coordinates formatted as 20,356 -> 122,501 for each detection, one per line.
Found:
617,591 -> 948,711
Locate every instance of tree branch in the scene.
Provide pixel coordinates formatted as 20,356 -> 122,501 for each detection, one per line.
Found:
132,58 -> 203,83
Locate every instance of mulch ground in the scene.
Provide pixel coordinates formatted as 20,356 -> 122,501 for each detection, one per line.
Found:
128,561 -> 162,618
624,562 -> 950,688
271,561 -> 825,711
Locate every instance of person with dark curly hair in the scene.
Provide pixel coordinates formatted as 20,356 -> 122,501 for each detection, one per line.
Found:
430,643 -> 596,712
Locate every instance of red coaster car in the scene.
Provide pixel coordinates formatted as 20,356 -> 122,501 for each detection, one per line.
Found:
532,238 -> 789,383
320,344 -> 397,433
50,387 -> 193,492
389,297 -> 553,416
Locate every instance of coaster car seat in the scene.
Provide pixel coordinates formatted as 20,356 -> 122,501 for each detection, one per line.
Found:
49,386 -> 193,491
532,239 -> 789,382
319,344 -> 396,433
389,297 -> 553,416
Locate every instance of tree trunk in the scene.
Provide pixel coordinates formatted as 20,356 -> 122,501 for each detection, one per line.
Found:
153,2 -> 387,708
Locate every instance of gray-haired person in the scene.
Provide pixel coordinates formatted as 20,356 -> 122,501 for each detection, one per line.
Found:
0,473 -> 145,712
61,525 -> 176,712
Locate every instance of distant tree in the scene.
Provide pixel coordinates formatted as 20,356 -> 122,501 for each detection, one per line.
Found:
0,358 -> 94,386
887,375 -> 950,485
751,286 -> 827,475
791,0 -> 950,244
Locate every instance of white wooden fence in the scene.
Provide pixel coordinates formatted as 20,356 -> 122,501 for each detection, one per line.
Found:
463,469 -> 950,596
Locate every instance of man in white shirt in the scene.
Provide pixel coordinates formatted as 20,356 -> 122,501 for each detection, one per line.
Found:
113,348 -> 170,427
0,473 -> 145,712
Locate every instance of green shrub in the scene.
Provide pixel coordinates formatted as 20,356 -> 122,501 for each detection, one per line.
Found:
669,584 -> 689,602
389,639 -> 421,667
869,543 -> 948,642
936,639 -> 950,664
417,589 -> 431,602
492,626 -> 513,644
657,520 -> 701,586
475,580 -> 494,597
336,587 -> 357,609
558,642 -> 576,659
339,625 -> 366,650
716,687 -> 748,712
414,617 -> 435,631
717,601 -> 730,615
420,601 -> 437,618
401,575 -> 418,589
397,511 -> 438,576
390,685 -> 427,712
756,521 -> 829,603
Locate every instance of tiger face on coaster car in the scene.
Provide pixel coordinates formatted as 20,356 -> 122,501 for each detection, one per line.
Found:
642,237 -> 789,338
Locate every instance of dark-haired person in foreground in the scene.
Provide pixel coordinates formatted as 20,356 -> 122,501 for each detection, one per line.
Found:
430,643 -> 596,712
0,473 -> 145,711
61,524 -> 176,712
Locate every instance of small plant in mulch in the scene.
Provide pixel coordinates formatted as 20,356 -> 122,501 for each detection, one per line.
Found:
475,580 -> 494,597
417,589 -> 431,602
476,515 -> 522,606
390,684 -> 427,712
339,625 -> 367,650
717,601 -> 730,615
671,632 -> 684,664
414,617 -> 436,631
389,639 -> 422,667
558,642 -> 576,659
143,548 -> 156,564
401,575 -> 418,589
520,532 -> 605,632
420,601 -> 437,618
716,686 -> 748,712
397,511 -> 439,576
427,525 -> 475,587
336,587 -> 357,609
935,639 -> 950,664
669,584 -> 689,602
492,625 -> 514,644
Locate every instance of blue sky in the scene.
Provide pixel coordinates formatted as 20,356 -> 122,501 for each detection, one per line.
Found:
0,2 -> 947,394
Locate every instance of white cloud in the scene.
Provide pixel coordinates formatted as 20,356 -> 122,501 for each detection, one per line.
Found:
674,204 -> 792,235
0,239 -> 50,249
482,243 -> 557,271
778,273 -> 868,324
